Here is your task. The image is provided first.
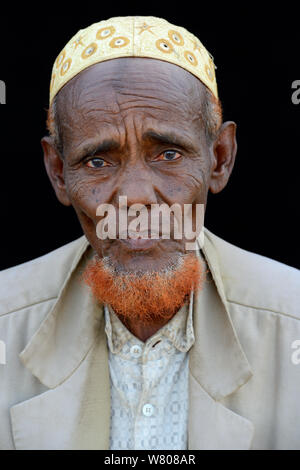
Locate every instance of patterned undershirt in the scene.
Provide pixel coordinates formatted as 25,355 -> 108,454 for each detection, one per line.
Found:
104,292 -> 195,450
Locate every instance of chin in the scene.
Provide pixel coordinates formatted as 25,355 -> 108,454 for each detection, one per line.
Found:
95,237 -> 187,273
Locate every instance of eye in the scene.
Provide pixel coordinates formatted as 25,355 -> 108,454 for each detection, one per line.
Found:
86,157 -> 110,168
154,150 -> 182,162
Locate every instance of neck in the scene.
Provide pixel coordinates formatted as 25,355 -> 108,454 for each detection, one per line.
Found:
118,314 -> 177,342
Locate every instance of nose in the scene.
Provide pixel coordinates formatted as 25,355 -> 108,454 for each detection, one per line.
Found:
116,164 -> 158,208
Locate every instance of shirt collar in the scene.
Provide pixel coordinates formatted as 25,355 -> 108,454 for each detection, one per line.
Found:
104,290 -> 195,355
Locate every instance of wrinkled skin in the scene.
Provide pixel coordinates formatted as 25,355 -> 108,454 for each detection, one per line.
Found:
42,58 -> 237,340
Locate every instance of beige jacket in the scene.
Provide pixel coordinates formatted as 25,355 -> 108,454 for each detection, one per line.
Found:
0,228 -> 299,450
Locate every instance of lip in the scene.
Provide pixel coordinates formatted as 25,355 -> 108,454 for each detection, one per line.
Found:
118,233 -> 161,252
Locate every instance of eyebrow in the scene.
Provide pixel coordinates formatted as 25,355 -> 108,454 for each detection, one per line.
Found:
74,139 -> 120,160
73,130 -> 195,160
142,130 -> 196,151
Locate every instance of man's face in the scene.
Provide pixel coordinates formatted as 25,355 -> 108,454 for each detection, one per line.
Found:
43,58 -> 235,275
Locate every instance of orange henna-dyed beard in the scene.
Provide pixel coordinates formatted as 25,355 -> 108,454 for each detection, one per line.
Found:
82,253 -> 204,326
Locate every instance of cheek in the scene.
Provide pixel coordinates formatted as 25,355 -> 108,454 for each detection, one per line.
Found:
168,162 -> 208,205
64,171 -> 110,221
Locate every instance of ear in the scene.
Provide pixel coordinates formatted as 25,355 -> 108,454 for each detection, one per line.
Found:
209,121 -> 237,194
41,136 -> 71,206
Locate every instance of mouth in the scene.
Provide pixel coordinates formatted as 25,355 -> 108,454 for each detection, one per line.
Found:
118,230 -> 162,252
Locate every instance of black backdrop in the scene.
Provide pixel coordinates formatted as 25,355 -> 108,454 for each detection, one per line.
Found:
0,5 -> 299,271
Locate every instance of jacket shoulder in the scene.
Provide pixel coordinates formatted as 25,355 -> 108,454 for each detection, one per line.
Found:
0,236 -> 88,316
205,229 -> 300,319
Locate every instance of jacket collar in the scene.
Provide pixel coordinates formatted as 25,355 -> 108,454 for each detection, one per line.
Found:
191,228 -> 253,401
11,236 -> 111,449
19,236 -> 98,389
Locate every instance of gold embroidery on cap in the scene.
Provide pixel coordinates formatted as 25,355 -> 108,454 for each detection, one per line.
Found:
138,22 -> 155,35
96,26 -> 116,40
56,50 -> 66,69
73,36 -> 85,49
205,63 -> 214,81
184,51 -> 198,66
60,58 -> 72,76
168,30 -> 184,46
109,36 -> 130,48
81,43 -> 98,59
192,40 -> 202,53
209,58 -> 216,76
156,39 -> 174,54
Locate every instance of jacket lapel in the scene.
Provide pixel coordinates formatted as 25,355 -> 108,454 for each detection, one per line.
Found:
10,324 -> 110,450
10,239 -> 111,450
188,230 -> 254,449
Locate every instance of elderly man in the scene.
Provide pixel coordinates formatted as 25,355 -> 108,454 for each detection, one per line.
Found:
0,16 -> 299,451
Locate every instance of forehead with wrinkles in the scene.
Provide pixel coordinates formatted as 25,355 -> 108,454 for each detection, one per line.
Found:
55,57 -> 206,155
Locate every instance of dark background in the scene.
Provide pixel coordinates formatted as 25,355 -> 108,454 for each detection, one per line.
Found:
0,5 -> 299,270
